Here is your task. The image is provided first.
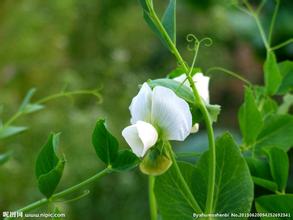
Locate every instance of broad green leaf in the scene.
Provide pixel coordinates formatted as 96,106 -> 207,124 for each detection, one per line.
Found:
252,176 -> 278,192
264,52 -> 282,95
256,194 -> 293,219
111,150 -> 140,171
192,133 -> 254,216
256,114 -> 293,152
265,147 -> 289,193
0,126 -> 27,140
19,88 -> 37,111
155,133 -> 253,219
148,78 -> 195,103
155,162 -> 195,220
278,93 -> 293,114
277,60 -> 293,94
35,134 -> 65,198
0,151 -> 13,166
162,0 -> 176,44
92,119 -> 119,165
238,87 -> 263,145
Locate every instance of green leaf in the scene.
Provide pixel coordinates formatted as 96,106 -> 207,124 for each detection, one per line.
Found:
111,150 -> 140,171
207,104 -> 221,122
155,162 -> 195,220
265,147 -> 289,193
252,176 -> 278,192
256,194 -> 293,219
35,133 -> 65,198
92,119 -> 119,165
19,88 -> 37,111
155,133 -> 253,219
245,157 -> 271,180
277,60 -> 293,94
256,114 -> 293,152
0,126 -> 28,140
192,133 -> 254,215
264,52 -> 282,95
162,0 -> 176,44
0,151 -> 13,166
238,87 -> 263,145
138,0 -> 149,12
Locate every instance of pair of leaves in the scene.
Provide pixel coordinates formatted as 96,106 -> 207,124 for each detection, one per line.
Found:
35,134 -> 65,198
238,87 -> 263,146
92,120 -> 139,171
247,147 -> 289,193
19,88 -> 44,114
148,78 -> 221,123
139,0 -> 176,50
155,133 -> 253,219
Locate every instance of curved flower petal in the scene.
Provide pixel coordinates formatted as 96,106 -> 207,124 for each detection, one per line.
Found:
192,73 -> 210,104
129,83 -> 152,124
122,121 -> 158,157
151,86 -> 192,141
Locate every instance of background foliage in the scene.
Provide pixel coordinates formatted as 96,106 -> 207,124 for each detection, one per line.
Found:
0,0 -> 292,219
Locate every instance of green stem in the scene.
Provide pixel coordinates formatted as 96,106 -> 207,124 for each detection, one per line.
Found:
206,67 -> 252,86
1,89 -> 101,129
148,6 -> 216,215
268,0 -> 280,45
271,39 -> 293,51
149,176 -> 157,220
5,168 -> 111,220
166,142 -> 202,213
243,0 -> 270,51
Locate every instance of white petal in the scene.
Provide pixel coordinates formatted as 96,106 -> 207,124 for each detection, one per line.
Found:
122,121 -> 158,157
173,74 -> 190,87
192,73 -> 210,104
151,86 -> 192,141
129,83 -> 152,124
190,123 -> 199,133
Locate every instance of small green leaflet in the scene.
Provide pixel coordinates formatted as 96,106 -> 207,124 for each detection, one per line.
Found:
19,88 -> 44,114
92,120 -> 119,165
0,126 -> 28,140
162,0 -> 176,44
238,87 -> 263,145
138,0 -> 176,50
277,60 -> 293,94
0,151 -> 13,166
264,52 -> 282,95
264,147 -> 289,193
35,133 -> 65,198
92,119 -> 139,171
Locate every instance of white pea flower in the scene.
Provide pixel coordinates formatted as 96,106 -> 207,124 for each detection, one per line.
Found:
173,72 -> 210,133
173,72 -> 210,104
122,83 -> 192,157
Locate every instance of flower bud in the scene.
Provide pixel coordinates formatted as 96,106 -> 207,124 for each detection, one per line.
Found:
139,147 -> 172,176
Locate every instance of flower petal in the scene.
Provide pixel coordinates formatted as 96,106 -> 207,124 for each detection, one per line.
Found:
151,86 -> 192,141
122,121 -> 158,157
129,83 -> 152,124
192,73 -> 210,104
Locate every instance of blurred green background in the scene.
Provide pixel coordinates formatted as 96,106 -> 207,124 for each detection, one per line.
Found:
0,0 -> 292,219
